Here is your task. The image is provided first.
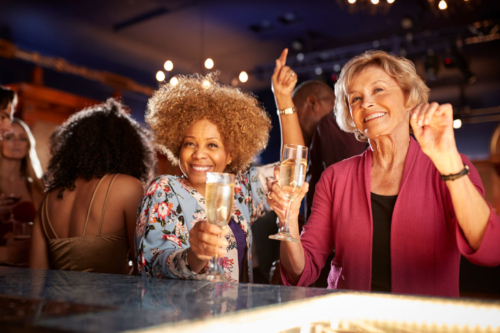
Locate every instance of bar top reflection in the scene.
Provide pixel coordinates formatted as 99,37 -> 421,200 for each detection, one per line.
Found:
0,267 -> 335,332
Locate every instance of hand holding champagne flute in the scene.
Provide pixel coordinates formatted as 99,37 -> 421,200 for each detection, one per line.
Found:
269,144 -> 308,242
205,172 -> 235,282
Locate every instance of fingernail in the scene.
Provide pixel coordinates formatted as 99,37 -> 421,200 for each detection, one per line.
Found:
418,120 -> 423,126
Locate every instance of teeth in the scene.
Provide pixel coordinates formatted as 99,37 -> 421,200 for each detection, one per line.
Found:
192,166 -> 210,171
364,113 -> 386,122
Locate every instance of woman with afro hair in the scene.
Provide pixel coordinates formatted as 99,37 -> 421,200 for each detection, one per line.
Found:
29,99 -> 156,274
136,49 -> 302,282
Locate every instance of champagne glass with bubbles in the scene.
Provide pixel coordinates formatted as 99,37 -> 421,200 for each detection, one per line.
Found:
269,144 -> 308,243
205,172 -> 235,282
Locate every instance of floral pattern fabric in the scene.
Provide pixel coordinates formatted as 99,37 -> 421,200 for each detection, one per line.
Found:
135,163 -> 277,282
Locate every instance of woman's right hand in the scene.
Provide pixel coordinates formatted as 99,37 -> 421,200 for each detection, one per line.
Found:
189,221 -> 229,261
266,166 -> 308,227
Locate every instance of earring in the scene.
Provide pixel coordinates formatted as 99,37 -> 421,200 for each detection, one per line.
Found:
227,160 -> 232,165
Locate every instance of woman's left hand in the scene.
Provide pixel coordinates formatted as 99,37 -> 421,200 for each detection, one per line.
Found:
410,102 -> 462,174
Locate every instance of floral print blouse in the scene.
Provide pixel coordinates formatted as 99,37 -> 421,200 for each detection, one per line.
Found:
135,163 -> 276,282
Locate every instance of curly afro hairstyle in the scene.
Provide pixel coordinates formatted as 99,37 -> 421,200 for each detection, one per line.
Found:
146,73 -> 271,173
45,98 -> 156,197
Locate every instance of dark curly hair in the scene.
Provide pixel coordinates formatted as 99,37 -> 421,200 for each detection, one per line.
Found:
44,98 -> 156,197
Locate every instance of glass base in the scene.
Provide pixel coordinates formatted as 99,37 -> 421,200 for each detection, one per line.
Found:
269,232 -> 299,243
203,272 -> 230,282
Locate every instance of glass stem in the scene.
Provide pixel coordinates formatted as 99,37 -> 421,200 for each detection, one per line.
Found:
283,200 -> 292,235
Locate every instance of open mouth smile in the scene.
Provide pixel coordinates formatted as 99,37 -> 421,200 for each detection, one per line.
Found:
190,165 -> 212,173
364,112 -> 386,123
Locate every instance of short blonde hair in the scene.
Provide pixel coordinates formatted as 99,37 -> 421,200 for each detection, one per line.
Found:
146,73 -> 271,173
334,50 -> 430,141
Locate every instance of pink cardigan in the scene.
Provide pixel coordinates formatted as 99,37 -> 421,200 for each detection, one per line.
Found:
281,137 -> 500,297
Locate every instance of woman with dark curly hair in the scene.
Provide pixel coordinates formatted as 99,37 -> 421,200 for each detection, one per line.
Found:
29,99 -> 156,274
136,50 -> 302,282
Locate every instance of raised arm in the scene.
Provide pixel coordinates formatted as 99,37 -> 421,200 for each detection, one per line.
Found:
272,49 -> 305,157
411,103 -> 498,255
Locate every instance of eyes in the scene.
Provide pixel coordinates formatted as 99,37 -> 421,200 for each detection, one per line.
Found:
350,87 -> 384,105
184,141 -> 219,149
4,135 -> 28,142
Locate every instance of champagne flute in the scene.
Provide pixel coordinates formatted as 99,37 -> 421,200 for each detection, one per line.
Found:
205,172 -> 235,282
269,144 -> 308,243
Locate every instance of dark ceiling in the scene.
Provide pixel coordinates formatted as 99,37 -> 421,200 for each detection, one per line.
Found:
1,0 -> 499,91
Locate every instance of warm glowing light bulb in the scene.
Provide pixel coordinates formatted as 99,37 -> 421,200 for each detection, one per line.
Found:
439,0 -> 447,10
164,60 -> 173,71
348,0 -> 356,3
156,71 -> 165,82
387,0 -> 395,3
371,0 -> 379,4
202,79 -> 211,88
239,71 -> 248,83
205,58 -> 214,69
170,76 -> 179,86
453,119 -> 462,129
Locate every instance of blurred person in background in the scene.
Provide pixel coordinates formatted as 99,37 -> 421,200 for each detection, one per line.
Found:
0,87 -> 17,219
29,99 -> 156,274
136,54 -> 302,282
0,87 -> 15,137
0,118 -> 44,265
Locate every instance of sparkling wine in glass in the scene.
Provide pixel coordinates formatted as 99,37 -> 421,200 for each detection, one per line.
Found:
205,172 -> 235,282
269,144 -> 308,243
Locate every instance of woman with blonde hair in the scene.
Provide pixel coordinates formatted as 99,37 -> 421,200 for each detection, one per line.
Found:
136,50 -> 303,282
0,118 -> 43,264
267,50 -> 500,296
0,118 -> 44,211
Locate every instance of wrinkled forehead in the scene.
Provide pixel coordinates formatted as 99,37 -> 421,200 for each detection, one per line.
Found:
346,65 -> 396,94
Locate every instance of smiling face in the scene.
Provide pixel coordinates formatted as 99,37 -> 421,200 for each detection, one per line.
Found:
179,118 -> 231,189
2,122 -> 29,160
347,66 -> 410,140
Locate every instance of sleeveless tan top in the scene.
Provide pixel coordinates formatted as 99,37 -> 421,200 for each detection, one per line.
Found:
41,174 -> 129,274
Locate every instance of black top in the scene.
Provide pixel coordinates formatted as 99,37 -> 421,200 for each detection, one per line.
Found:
370,192 -> 398,292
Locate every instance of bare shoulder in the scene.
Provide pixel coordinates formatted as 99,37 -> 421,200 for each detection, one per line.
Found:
111,174 -> 144,198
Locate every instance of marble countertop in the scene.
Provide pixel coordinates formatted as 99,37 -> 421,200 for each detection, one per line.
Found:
0,267 -> 337,332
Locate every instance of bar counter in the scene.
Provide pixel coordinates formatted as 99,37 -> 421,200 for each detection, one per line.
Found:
1,266 -> 500,333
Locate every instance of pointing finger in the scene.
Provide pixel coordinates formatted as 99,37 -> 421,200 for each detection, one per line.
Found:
279,48 -> 288,66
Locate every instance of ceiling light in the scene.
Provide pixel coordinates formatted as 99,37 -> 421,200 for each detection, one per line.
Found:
202,80 -> 211,88
169,76 -> 179,86
164,60 -> 173,71
315,67 -> 323,75
453,119 -> 462,129
371,0 -> 379,4
439,0 -> 447,10
348,0 -> 356,3
156,71 -> 165,82
387,0 -> 395,3
204,58 -> 214,69
296,53 -> 304,61
239,71 -> 248,83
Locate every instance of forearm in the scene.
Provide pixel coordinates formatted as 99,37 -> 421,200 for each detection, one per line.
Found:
436,152 -> 490,250
275,94 -> 305,155
279,216 -> 305,284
